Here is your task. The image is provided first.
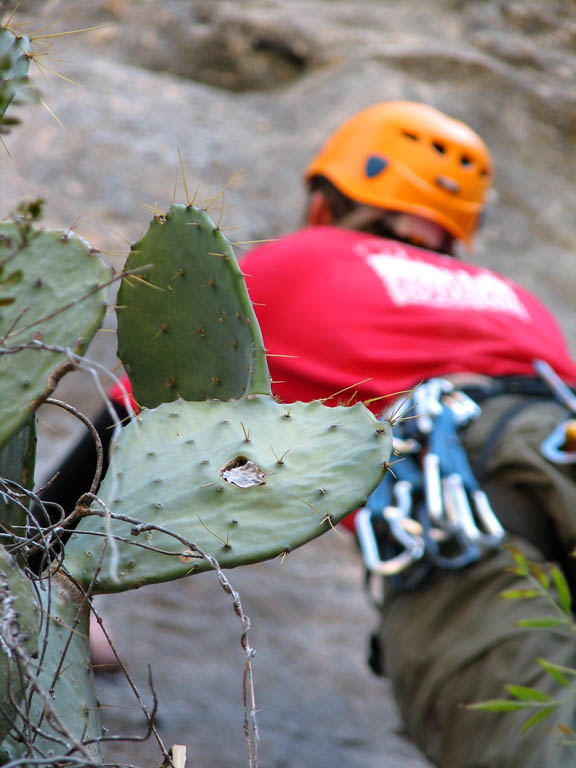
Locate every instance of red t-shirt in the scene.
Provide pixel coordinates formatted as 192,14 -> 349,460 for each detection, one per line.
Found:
240,227 -> 576,409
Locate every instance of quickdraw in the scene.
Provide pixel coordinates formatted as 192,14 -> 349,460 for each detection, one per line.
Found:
356,378 -> 506,591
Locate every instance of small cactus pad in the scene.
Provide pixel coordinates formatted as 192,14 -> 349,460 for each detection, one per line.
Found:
64,396 -> 392,592
0,417 -> 36,534
16,573 -> 102,761
116,204 -> 271,408
0,548 -> 40,743
0,25 -> 36,119
0,216 -> 111,449
0,571 -> 102,763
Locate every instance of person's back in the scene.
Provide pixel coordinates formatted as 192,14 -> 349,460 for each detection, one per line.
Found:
242,226 -> 576,407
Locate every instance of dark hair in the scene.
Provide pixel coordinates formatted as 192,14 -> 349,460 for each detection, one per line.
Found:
307,175 -> 357,221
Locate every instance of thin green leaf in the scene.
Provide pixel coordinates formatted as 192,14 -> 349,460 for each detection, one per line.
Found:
507,546 -> 529,576
519,705 -> 557,734
505,685 -> 553,702
528,562 -> 550,589
467,699 -> 535,712
536,658 -> 576,682
499,589 -> 542,600
517,617 -> 569,629
537,659 -> 571,687
550,566 -> 572,615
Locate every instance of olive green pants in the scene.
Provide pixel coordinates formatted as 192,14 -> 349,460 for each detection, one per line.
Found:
377,396 -> 576,768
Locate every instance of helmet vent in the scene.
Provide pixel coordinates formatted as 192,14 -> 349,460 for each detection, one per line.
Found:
401,130 -> 419,142
460,155 -> 473,167
435,175 -> 460,194
432,141 -> 447,155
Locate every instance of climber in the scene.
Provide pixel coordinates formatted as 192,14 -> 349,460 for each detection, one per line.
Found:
239,101 -> 576,768
40,101 -> 576,762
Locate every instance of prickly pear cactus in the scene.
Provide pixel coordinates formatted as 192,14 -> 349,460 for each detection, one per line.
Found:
64,395 -> 391,591
116,204 -> 271,407
64,201 -> 392,591
0,24 -> 37,131
0,570 -> 102,764
0,204 -> 112,449
0,548 -> 40,744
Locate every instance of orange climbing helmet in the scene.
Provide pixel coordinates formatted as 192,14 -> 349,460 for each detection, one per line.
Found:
304,101 -> 492,247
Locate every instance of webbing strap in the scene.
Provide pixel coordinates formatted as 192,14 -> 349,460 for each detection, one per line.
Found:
472,398 -> 549,481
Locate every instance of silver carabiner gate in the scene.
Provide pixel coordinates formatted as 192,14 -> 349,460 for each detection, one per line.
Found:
355,504 -> 425,577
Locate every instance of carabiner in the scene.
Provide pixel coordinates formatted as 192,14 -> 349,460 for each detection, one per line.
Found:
355,505 -> 425,576
471,489 -> 506,546
420,476 -> 482,569
423,452 -> 443,524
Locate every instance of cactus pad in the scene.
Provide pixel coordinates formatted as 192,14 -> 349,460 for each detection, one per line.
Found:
0,25 -> 36,122
0,548 -> 40,743
0,417 -> 36,535
0,571 -> 102,763
0,215 -> 111,449
116,204 -> 271,408
64,395 -> 391,592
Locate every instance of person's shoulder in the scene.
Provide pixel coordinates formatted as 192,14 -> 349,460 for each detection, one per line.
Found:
240,226 -> 365,268
246,226 -> 362,252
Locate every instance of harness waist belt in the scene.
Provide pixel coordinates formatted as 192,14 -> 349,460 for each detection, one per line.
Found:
460,376 -> 576,405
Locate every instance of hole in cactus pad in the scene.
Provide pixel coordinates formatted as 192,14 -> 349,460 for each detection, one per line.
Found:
220,456 -> 266,488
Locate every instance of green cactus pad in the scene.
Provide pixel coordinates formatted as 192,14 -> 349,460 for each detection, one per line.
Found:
63,395 -> 391,592
0,217 -> 111,449
0,571 -> 102,764
0,548 -> 40,743
0,25 -> 36,119
0,417 -> 36,535
116,204 -> 271,408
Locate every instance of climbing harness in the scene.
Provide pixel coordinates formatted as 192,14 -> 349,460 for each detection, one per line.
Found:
356,378 -> 506,592
357,363 -> 576,593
